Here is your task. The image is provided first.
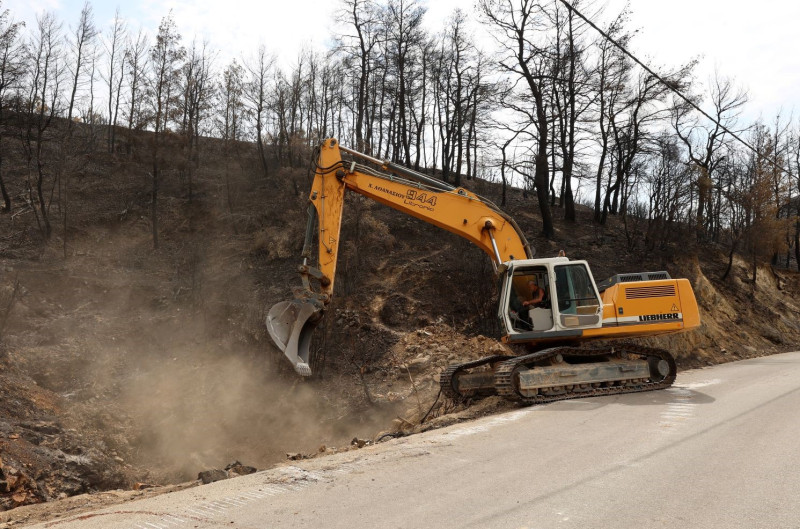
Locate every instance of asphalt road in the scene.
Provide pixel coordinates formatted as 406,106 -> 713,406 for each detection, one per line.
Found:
26,351 -> 800,529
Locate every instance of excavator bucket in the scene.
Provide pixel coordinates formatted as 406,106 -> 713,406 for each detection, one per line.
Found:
266,299 -> 323,376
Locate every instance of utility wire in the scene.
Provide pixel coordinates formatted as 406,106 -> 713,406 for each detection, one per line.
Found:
558,0 -> 786,173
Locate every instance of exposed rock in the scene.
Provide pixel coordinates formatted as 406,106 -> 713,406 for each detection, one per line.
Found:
19,421 -> 62,436
224,461 -> 257,477
490,343 -> 509,354
197,469 -> 228,485
764,328 -> 784,344
407,356 -> 430,372
350,437 -> 369,448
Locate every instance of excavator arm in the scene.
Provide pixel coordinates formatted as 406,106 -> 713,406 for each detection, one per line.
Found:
267,138 -> 532,375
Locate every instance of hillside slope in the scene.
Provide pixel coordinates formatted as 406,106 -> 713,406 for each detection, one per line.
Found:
1,134 -> 798,515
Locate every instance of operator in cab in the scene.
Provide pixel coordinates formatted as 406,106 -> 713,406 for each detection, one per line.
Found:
523,278 -> 548,309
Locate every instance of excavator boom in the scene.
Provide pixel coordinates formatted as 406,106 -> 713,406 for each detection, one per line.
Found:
268,138 -> 532,375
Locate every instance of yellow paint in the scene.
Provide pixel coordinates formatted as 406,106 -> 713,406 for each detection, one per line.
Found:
311,139 -> 529,296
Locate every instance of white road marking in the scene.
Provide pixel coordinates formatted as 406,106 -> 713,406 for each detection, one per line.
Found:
196,503 -> 225,513
241,491 -> 266,499
655,382 -> 713,432
121,434 -> 455,528
437,409 -> 534,440
678,379 -> 721,390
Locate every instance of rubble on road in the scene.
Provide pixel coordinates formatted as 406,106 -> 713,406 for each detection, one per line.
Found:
197,461 -> 259,484
350,438 -> 370,448
197,469 -> 228,485
225,461 -> 257,477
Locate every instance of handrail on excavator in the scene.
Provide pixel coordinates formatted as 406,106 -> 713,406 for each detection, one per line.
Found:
338,144 -> 456,192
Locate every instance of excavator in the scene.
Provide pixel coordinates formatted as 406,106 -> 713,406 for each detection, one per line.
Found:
267,138 -> 700,404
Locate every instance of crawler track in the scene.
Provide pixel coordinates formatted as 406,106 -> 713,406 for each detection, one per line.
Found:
494,344 -> 676,404
441,344 -> 676,405
439,355 -> 512,401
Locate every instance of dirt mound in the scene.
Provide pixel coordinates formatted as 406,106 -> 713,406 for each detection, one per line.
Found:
0,368 -> 128,512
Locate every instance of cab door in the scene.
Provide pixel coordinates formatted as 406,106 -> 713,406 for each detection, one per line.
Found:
496,264 -> 515,335
552,262 -> 603,330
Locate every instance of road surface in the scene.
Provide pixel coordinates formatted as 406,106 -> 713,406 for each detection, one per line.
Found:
25,351 -> 800,529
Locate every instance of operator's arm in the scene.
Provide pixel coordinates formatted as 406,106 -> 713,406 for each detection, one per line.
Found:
523,287 -> 544,307
532,287 -> 544,304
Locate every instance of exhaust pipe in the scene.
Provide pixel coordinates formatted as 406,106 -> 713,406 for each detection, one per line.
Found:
266,299 -> 324,376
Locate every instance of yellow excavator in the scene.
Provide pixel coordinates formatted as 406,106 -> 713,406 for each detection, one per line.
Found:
267,139 -> 700,404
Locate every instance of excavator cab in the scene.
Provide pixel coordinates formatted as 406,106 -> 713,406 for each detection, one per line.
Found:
499,257 -> 603,342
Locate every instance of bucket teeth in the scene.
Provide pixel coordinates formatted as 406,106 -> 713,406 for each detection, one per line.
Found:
294,362 -> 312,377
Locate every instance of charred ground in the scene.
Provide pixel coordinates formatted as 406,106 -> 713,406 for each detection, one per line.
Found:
0,129 -> 799,522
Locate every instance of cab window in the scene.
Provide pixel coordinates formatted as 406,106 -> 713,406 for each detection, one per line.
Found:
554,264 -> 600,315
505,268 -> 549,332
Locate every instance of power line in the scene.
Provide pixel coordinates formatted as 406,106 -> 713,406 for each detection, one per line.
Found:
559,0 -> 786,173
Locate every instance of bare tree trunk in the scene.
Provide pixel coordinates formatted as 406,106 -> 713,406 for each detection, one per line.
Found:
795,220 -> 800,272
480,0 -> 554,238
62,2 -> 95,257
148,13 -> 185,249
0,152 -> 9,212
562,9 -> 577,222
549,121 -> 557,207
720,239 -> 738,281
0,14 -> 22,213
105,9 -> 124,153
500,137 -> 513,207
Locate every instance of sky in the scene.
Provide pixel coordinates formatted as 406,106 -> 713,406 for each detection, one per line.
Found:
6,0 -> 800,125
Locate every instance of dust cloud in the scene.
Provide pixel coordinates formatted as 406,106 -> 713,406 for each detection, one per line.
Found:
116,343 -> 380,482
3,243 -> 401,487
76,300 -> 403,483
